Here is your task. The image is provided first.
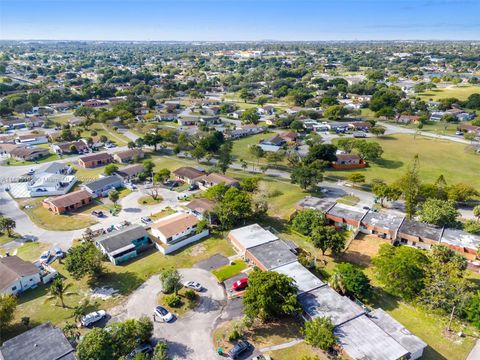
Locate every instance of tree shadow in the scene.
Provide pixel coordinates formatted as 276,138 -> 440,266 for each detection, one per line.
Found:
194,296 -> 221,314
92,270 -> 143,296
374,158 -> 404,169
422,346 -> 448,360
163,340 -> 194,359
1,319 -> 42,343
366,286 -> 400,312
123,207 -> 142,213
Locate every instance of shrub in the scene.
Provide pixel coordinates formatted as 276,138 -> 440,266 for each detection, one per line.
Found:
165,294 -> 181,307
184,290 -> 196,301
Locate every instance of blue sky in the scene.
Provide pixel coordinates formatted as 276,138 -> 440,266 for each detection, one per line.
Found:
1,0 -> 479,41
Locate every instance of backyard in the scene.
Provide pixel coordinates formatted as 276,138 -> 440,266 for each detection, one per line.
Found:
330,134 -> 480,188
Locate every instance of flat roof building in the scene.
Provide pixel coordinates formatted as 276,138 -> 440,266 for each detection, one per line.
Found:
296,196 -> 336,213
397,219 -> 442,250
360,211 -> 405,240
245,239 -> 297,271
228,224 -> 278,254
273,261 -> 325,294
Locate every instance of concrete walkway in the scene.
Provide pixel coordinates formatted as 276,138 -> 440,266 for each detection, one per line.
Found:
259,338 -> 304,352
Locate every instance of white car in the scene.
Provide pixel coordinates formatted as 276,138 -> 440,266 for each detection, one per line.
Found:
154,306 -> 174,322
80,310 -> 106,327
40,251 -> 51,262
184,281 -> 203,292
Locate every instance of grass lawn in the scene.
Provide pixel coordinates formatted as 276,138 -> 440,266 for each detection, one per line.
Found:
266,342 -> 328,360
17,198 -> 106,231
417,85 -> 480,101
116,187 -> 132,199
392,120 -> 462,136
0,232 -> 21,245
5,152 -> 61,166
149,208 -> 176,221
79,124 -> 129,146
0,242 -> 50,261
212,260 -> 247,282
137,195 -> 163,205
231,132 -> 275,162
329,134 -> 480,188
336,195 -> 360,206
156,287 -> 198,317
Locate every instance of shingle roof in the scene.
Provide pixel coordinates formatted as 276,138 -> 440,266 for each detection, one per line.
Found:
114,148 -> 144,160
185,198 -> 216,213
0,322 -> 77,360
96,225 -> 148,253
201,173 -> 238,186
45,189 -> 92,208
117,164 -> 145,177
398,218 -> 443,241
79,152 -> 112,163
83,174 -> 123,192
0,256 -> 39,292
173,166 -> 205,180
151,213 -> 199,238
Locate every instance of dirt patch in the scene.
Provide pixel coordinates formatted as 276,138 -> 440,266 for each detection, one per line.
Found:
190,244 -> 206,257
342,234 -> 390,267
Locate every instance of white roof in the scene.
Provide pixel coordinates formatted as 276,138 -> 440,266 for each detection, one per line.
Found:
274,261 -> 325,294
335,315 -> 409,360
229,224 -> 278,250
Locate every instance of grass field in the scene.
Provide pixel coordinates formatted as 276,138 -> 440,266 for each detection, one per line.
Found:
329,134 -> 480,188
267,342 -> 328,360
79,124 -> 130,146
137,195 -> 163,205
417,85 -> 480,101
231,132 -> 275,163
212,260 -> 247,281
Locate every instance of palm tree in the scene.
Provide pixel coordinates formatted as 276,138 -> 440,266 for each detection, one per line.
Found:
73,299 -> 91,322
329,271 -> 346,295
45,278 -> 76,308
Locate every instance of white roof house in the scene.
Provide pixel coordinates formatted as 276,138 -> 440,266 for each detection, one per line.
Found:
274,261 -> 325,294
227,224 -> 278,254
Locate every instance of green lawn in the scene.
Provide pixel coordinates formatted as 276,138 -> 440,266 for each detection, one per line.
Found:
231,132 -> 275,163
137,195 -> 163,205
417,85 -> 480,101
336,195 -> 360,206
267,342 -> 327,360
0,232 -> 21,245
329,134 -> 480,188
79,124 -> 130,146
5,152 -> 61,166
212,260 -> 247,282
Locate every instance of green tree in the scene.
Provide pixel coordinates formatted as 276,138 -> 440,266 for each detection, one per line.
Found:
336,138 -> 357,153
305,144 -> 337,163
372,182 -> 402,207
256,96 -> 269,106
464,291 -> 480,329
473,205 -> 480,220
160,268 -> 182,294
215,187 -> 253,229
239,88 -> 254,103
292,209 -> 325,236
243,270 -> 300,321
240,176 -> 260,192
347,172 -> 366,184
370,125 -> 386,137
44,278 -> 76,308
290,166 -> 323,191
143,159 -> 155,176
65,242 -> 104,280
373,244 -> 429,300
76,327 -> 114,360
418,198 -> 459,227
446,183 -> 479,203
153,168 -> 171,184
0,294 -> 17,341
354,141 -> 383,161
324,104 -> 348,120
309,225 -> 346,256
303,317 -> 337,351
152,341 -> 168,360
240,108 -> 260,124
398,156 -> 421,219
108,189 -> 119,205
331,263 -> 371,300
249,144 -> 264,169
218,142 -> 233,173
0,216 -> 16,237
104,163 -> 118,176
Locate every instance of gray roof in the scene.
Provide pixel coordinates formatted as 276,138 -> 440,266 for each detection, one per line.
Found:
96,225 -> 148,254
35,162 -> 66,175
229,224 -> 278,250
440,228 -> 480,251
398,218 -> 443,242
247,240 -> 297,270
327,203 -> 367,222
368,309 -> 427,357
0,256 -> 39,292
297,196 -> 336,213
83,174 -> 123,192
362,211 -> 405,232
0,323 -> 77,360
274,261 -> 325,294
298,286 -> 365,326
335,315 -> 409,360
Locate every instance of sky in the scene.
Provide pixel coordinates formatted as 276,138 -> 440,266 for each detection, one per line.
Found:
0,0 -> 479,41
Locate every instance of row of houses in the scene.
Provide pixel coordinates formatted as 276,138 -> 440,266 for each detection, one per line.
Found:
173,166 -> 239,189
302,119 -> 372,133
77,149 -> 144,168
228,224 -> 427,360
297,197 -> 480,258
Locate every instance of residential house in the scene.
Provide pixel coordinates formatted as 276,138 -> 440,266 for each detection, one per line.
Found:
0,323 -> 77,360
82,99 -> 107,108
196,173 -> 239,189
228,223 -> 278,255
440,228 -> 480,259
82,174 -> 124,198
0,144 -> 20,158
113,149 -> 144,163
279,131 -> 298,144
151,212 -> 209,254
10,146 -> 49,161
68,117 -> 83,126
95,225 -> 151,265
42,189 -> 92,215
116,164 -> 145,181
26,162 -> 76,197
397,219 -> 443,250
259,134 -> 286,152
396,114 -> 420,124
49,101 -> 74,112
348,121 -> 372,132
51,140 -> 89,155
245,240 -> 297,271
185,198 -> 216,221
458,123 -> 480,135
78,152 -> 113,168
430,111 -> 445,121
360,212 -> 405,240
0,135 -> 16,144
332,153 -> 366,169
326,203 -> 368,231
173,166 -> 205,184
15,134 -> 48,145
0,255 -> 41,295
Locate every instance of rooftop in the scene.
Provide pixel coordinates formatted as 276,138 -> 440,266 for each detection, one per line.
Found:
45,189 -> 92,208
0,255 -> 39,292
96,225 -> 148,254
362,211 -> 405,231
335,315 -> 409,360
0,322 -> 76,360
173,166 -> 205,179
273,261 -> 325,294
201,172 -> 238,186
327,203 -> 367,222
228,224 -> 278,250
117,164 -> 145,177
296,196 -> 336,212
79,152 -> 113,163
185,198 -> 216,214
247,240 -> 297,270
440,228 -> 480,250
398,218 -> 443,241
151,212 -> 199,238
298,286 -> 365,326
83,174 -> 123,192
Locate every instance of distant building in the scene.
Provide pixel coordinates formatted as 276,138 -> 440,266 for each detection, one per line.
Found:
332,154 -> 366,169
78,152 -> 113,168
113,149 -> 144,163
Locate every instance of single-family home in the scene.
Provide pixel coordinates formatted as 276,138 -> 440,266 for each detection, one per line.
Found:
78,152 -> 113,168
27,162 -> 76,197
332,153 -> 366,169
430,111 -> 445,121
348,121 -> 372,132
259,135 -> 286,152
196,173 -> 239,189
82,174 -> 124,198
173,166 -> 205,184
279,131 -> 298,144
185,198 -> 216,222
151,212 -> 209,254
51,140 -> 89,155
95,225 -> 151,265
15,134 -> 49,145
0,323 -> 77,360
397,219 -> 443,250
113,149 -> 144,163
116,164 -> 145,181
228,224 -> 278,255
42,189 -> 93,215
10,146 -> 49,161
0,255 -> 42,295
396,114 -> 420,124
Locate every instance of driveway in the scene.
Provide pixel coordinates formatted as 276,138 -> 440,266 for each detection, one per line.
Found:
111,268 -> 226,360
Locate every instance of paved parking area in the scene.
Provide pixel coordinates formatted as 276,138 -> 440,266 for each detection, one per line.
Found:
224,273 -> 248,299
194,254 -> 229,271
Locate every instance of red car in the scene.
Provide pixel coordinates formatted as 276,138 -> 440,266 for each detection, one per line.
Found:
232,278 -> 248,291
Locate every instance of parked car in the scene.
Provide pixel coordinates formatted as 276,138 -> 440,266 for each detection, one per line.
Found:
54,247 -> 64,259
27,169 -> 35,176
353,131 -> 367,138
188,184 -> 199,191
154,306 -> 174,322
125,343 -> 153,360
40,251 -> 51,262
141,216 -> 153,225
232,278 -> 248,291
456,131 -> 464,136
184,281 -> 203,292
91,210 -> 104,218
228,340 -> 252,359
80,310 -> 106,327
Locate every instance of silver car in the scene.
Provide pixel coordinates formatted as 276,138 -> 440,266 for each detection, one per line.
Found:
80,310 -> 106,327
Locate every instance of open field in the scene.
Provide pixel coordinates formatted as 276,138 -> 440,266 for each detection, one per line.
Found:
329,134 -> 480,188
417,85 -> 480,101
231,132 -> 275,162
79,123 -> 130,146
